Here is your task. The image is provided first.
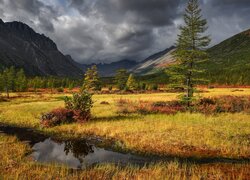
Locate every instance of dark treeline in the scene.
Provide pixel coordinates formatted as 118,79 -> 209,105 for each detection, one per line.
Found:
0,66 -> 82,97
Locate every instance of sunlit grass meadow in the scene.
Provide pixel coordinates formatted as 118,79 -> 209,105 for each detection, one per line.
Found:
0,88 -> 250,179
0,134 -> 249,179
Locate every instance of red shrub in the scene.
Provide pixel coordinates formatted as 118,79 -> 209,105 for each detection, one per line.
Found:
117,99 -> 185,115
116,99 -> 137,114
73,110 -> 92,123
40,108 -> 75,127
117,96 -> 250,116
195,96 -> 250,114
100,101 -> 110,105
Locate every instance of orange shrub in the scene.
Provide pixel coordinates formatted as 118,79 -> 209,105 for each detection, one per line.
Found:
40,108 -> 75,127
196,96 -> 250,114
117,96 -> 250,115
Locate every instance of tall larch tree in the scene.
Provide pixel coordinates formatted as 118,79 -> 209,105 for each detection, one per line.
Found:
83,65 -> 101,91
16,69 -> 27,92
126,74 -> 137,91
115,69 -> 128,90
168,0 -> 210,106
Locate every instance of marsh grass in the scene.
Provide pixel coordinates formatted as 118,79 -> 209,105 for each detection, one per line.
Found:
0,89 -> 250,179
0,134 -> 249,179
0,90 -> 250,159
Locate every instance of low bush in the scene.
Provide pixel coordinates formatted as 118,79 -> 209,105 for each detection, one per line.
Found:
0,95 -> 8,102
40,91 -> 93,127
100,101 -> 110,105
64,91 -> 93,123
116,98 -> 137,114
196,96 -> 250,114
117,96 -> 250,115
40,108 -> 75,127
57,87 -> 64,93
117,99 -> 185,115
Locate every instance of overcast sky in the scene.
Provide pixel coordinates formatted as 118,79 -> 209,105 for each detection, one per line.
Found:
0,0 -> 250,64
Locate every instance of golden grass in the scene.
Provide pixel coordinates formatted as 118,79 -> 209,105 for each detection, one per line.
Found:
55,113 -> 250,158
0,134 -> 249,180
0,89 -> 250,179
0,89 -> 250,159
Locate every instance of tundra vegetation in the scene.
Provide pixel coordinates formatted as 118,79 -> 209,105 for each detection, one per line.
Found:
0,0 -> 250,179
0,90 -> 250,179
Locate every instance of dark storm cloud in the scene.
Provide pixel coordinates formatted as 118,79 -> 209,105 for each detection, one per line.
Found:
210,0 -> 250,7
64,0 -> 183,63
200,0 -> 250,45
70,0 -> 181,26
0,0 -> 250,63
0,0 -> 57,32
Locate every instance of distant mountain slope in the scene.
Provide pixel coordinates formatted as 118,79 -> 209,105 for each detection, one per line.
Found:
0,19 -> 82,77
132,29 -> 250,85
77,47 -> 175,77
204,29 -> 250,84
132,46 -> 175,75
78,60 -> 138,77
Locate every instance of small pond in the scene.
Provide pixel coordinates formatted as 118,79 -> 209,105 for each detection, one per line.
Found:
0,125 -> 150,169
0,124 -> 249,169
32,138 -> 149,169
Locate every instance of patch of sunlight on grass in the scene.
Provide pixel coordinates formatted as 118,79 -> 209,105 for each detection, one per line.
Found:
0,91 -> 250,159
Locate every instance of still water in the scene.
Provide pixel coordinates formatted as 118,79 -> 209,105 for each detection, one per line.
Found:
1,124 -> 248,169
0,125 -> 149,169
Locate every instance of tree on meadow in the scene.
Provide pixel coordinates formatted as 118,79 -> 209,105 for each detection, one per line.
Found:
115,69 -> 128,90
47,77 -> 55,92
167,0 -> 210,106
126,74 -> 138,91
7,66 -> 16,92
0,67 -> 17,97
0,73 -> 4,95
15,69 -> 27,92
1,67 -> 13,98
82,65 -> 101,91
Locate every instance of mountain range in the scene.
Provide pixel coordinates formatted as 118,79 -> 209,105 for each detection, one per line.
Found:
77,59 -> 138,77
0,19 -> 82,77
204,29 -> 250,84
0,19 -> 250,84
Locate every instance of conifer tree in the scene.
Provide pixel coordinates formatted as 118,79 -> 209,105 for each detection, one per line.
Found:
168,0 -> 210,106
16,69 -> 27,92
83,65 -> 101,91
2,68 -> 11,98
126,74 -> 137,91
47,77 -> 55,92
0,73 -> 4,97
115,69 -> 128,90
7,66 -> 16,92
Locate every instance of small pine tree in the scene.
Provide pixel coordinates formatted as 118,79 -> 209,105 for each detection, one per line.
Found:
167,0 -> 210,106
126,74 -> 137,91
0,73 -> 4,92
32,77 -> 39,92
140,83 -> 146,90
8,66 -> 16,92
115,69 -> 128,90
82,65 -> 101,91
68,82 -> 74,90
1,67 -> 15,98
16,69 -> 27,92
47,77 -> 55,92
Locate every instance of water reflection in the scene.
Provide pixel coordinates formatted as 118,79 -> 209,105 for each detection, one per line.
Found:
1,125 -> 248,168
64,140 -> 94,159
31,138 -> 147,169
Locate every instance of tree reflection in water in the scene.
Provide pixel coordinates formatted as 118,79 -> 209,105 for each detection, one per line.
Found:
64,139 -> 94,167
